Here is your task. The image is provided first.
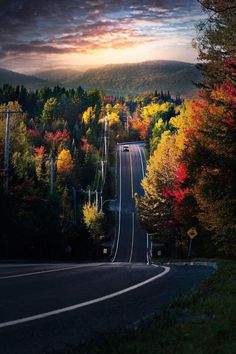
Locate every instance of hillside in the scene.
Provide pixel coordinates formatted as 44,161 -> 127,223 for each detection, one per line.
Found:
1,61 -> 201,96
0,68 -> 49,89
67,60 -> 201,97
34,69 -> 82,86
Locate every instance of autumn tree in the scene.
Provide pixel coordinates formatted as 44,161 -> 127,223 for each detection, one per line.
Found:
138,132 -> 179,247
41,97 -> 61,127
56,149 -> 74,176
183,0 -> 236,256
194,0 -> 236,89
82,107 -> 96,126
138,101 -> 197,254
0,101 -> 36,186
83,202 -> 104,242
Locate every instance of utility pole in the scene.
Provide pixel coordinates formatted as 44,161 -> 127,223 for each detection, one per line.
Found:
100,194 -> 103,211
104,136 -> 107,160
49,157 -> 55,195
44,156 -> 60,195
126,115 -> 129,135
88,188 -> 91,206
105,117 -> 108,133
3,109 -> 10,193
1,109 -> 21,193
72,187 -> 77,225
95,190 -> 99,212
101,160 -> 105,183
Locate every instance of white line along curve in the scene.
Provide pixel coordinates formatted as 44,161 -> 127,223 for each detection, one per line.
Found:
0,266 -> 170,329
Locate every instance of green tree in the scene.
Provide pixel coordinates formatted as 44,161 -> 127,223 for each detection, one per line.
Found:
41,97 -> 61,127
194,0 -> 236,89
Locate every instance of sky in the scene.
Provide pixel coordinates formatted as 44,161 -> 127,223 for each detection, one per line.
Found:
0,0 -> 205,73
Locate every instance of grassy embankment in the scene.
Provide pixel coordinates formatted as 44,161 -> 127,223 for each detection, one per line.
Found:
78,259 -> 236,354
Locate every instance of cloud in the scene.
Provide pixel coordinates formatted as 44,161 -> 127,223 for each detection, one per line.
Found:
0,0 -> 203,71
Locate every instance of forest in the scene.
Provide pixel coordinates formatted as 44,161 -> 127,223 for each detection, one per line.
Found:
0,0 -> 235,260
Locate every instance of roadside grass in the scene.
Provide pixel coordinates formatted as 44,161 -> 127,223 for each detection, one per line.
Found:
76,259 -> 236,354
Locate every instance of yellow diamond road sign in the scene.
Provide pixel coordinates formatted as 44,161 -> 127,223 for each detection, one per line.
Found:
187,227 -> 198,239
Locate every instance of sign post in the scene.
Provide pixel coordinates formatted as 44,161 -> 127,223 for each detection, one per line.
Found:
187,227 -> 198,258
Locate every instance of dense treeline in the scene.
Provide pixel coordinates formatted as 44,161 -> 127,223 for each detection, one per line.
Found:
0,81 -> 176,259
138,0 -> 236,258
0,86 -> 104,259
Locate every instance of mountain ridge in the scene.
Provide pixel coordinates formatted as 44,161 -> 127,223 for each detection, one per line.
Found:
0,60 -> 201,96
0,68 -> 49,89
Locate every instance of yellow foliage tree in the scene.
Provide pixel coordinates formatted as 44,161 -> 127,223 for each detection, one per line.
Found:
82,107 -> 95,125
56,149 -> 74,175
83,202 -> 104,241
99,111 -> 120,127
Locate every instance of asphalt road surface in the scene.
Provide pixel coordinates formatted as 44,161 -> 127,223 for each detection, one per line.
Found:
112,142 -> 147,263
0,142 -> 215,354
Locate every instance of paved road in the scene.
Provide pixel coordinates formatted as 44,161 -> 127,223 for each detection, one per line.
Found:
0,262 -> 214,354
112,143 -> 147,263
0,142 -> 215,354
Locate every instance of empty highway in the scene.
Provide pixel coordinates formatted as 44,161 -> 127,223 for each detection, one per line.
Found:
0,142 -> 215,354
112,142 -> 147,263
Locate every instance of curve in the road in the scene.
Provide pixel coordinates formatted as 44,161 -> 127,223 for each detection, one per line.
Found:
0,265 -> 170,329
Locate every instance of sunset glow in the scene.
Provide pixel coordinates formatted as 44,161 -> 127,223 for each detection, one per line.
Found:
0,0 -> 204,72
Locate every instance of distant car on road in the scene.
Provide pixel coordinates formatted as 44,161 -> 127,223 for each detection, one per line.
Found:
123,145 -> 129,152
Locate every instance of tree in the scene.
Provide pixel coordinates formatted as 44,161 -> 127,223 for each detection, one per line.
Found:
180,0 -> 236,256
41,97 -> 61,127
82,107 -> 95,126
183,82 -> 236,257
83,202 -> 104,242
56,149 -> 74,176
150,118 -> 166,154
194,0 -> 236,89
44,129 -> 70,153
139,132 -> 178,244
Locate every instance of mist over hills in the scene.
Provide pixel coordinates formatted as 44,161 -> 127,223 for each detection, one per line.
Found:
68,60 -> 200,97
34,69 -> 82,86
0,61 -> 201,96
0,68 -> 48,90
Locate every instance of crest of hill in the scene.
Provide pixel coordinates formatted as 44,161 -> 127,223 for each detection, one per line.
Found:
70,60 -> 201,97
34,69 -> 82,85
1,61 -> 201,97
0,68 -> 49,89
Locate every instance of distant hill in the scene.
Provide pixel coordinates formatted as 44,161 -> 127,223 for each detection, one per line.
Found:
35,61 -> 200,97
0,68 -> 49,89
1,61 -> 201,96
69,60 -> 201,97
34,69 -> 82,86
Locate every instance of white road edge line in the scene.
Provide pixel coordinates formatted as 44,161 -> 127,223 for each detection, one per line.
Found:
129,212 -> 135,263
138,145 -> 145,179
0,265 -> 101,280
0,266 -> 170,329
146,233 -> 150,265
112,145 -> 122,262
129,146 -> 134,198
137,145 -> 149,265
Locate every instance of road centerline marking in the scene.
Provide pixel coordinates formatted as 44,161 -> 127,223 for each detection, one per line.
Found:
129,212 -> 135,263
0,266 -> 170,329
129,147 -> 134,198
